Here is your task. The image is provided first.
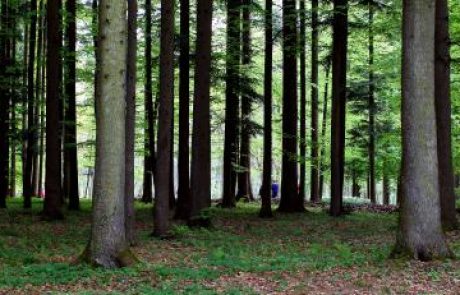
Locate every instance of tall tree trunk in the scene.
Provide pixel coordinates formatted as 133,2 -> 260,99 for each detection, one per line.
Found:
237,0 -> 252,201
190,0 -> 213,218
22,23 -> 28,199
260,0 -> 273,218
84,0 -> 133,268
175,0 -> 191,220
24,0 -> 38,208
64,0 -> 79,210
0,0 -> 10,209
310,0 -> 320,203
222,0 -> 241,208
318,58 -> 331,201
299,0 -> 307,204
368,2 -> 376,205
125,0 -> 137,246
43,0 -> 64,220
394,0 -> 451,260
38,23 -> 46,198
383,168 -> 390,205
278,0 -> 303,213
142,0 -> 154,204
329,0 -> 348,217
435,0 -> 458,230
153,0 -> 175,237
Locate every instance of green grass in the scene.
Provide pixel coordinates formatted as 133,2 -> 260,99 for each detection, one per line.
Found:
0,198 -> 459,294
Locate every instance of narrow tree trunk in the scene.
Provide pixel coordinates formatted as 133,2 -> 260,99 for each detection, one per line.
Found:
38,25 -> 46,198
310,0 -> 320,203
153,0 -> 175,237
43,0 -> 64,220
237,0 -> 252,201
330,0 -> 348,217
383,169 -> 390,205
175,0 -> 191,220
64,0 -> 79,210
435,0 -> 458,230
190,0 -> 213,218
24,0 -> 38,208
259,0 -> 273,218
278,0 -> 303,213
142,0 -> 154,204
84,0 -> 133,268
299,0 -> 307,204
368,2 -> 376,205
394,0 -> 451,260
318,58 -> 331,201
222,0 -> 241,208
125,0 -> 138,245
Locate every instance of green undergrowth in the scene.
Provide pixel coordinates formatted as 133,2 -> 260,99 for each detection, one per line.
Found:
0,198 -> 458,294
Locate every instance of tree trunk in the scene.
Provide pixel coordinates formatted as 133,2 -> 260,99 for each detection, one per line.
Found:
318,58 -> 331,201
190,0 -> 213,218
368,2 -> 376,205
310,0 -> 320,203
237,0 -> 252,202
84,0 -> 133,268
383,169 -> 390,205
142,0 -> 154,204
222,0 -> 241,208
330,0 -> 348,217
175,0 -> 191,220
259,0 -> 273,218
153,0 -> 175,237
394,0 -> 451,260
43,0 -> 64,220
64,0 -> 79,210
24,0 -> 38,208
278,0 -> 303,213
125,0 -> 137,246
435,0 -> 458,230
299,0 -> 307,204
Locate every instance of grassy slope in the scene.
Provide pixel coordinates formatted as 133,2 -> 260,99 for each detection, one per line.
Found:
0,199 -> 459,294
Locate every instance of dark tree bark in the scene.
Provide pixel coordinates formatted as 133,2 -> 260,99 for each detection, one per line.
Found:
299,0 -> 307,204
310,0 -> 320,203
435,0 -> 458,230
38,22 -> 46,198
259,0 -> 273,218
394,0 -> 451,261
0,0 -> 10,209
153,0 -> 175,237
330,0 -> 348,217
368,2 -> 376,205
237,0 -> 253,201
43,0 -> 64,220
175,0 -> 191,220
84,0 -> 133,268
142,0 -> 154,204
64,0 -> 79,210
190,0 -> 213,218
222,0 -> 241,208
125,0 -> 138,246
318,58 -> 331,201
278,0 -> 303,213
24,0 -> 38,209
383,169 -> 390,205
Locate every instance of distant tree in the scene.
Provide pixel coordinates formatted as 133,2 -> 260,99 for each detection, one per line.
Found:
435,0 -> 458,230
43,0 -> 64,220
259,0 -> 273,218
190,0 -> 213,219
318,56 -> 331,201
394,0 -> 451,260
153,0 -> 175,237
84,0 -> 133,267
330,0 -> 348,217
299,0 -> 307,204
367,0 -> 376,204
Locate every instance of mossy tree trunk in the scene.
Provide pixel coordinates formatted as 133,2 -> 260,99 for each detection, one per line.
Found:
394,0 -> 451,261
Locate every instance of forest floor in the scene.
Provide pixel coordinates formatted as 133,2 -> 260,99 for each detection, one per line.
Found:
0,198 -> 460,295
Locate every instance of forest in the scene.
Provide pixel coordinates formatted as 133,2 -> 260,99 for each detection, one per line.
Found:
0,0 -> 460,293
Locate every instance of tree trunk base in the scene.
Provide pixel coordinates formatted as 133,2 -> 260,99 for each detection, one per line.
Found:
41,210 -> 65,221
259,208 -> 273,218
391,238 -> 453,261
80,245 -> 138,268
